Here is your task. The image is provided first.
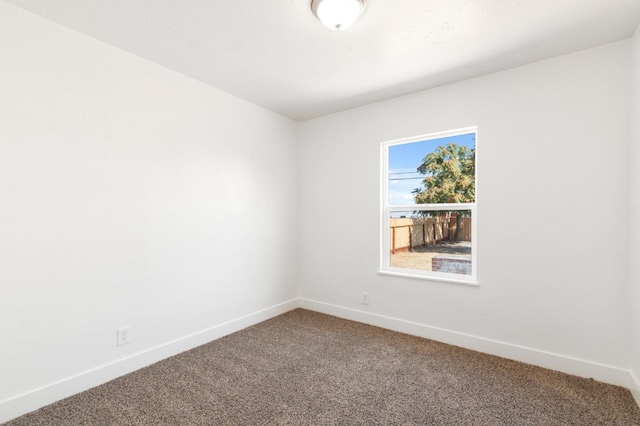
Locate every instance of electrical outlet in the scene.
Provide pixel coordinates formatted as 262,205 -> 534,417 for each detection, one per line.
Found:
117,327 -> 131,346
362,292 -> 369,305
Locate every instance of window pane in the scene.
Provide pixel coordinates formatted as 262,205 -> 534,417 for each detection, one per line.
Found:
389,210 -> 472,275
388,133 -> 475,206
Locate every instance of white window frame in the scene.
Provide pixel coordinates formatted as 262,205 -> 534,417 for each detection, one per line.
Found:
379,127 -> 478,285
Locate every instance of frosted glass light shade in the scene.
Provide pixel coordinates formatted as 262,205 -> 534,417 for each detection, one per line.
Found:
311,0 -> 366,31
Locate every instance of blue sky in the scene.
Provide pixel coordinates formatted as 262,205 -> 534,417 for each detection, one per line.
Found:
389,133 -> 475,206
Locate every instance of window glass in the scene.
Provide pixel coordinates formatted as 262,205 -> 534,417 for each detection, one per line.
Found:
389,210 -> 472,275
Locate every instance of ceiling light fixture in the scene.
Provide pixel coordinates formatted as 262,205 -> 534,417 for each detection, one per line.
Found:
311,0 -> 366,31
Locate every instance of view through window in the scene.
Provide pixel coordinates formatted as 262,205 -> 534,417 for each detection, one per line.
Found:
380,128 -> 477,283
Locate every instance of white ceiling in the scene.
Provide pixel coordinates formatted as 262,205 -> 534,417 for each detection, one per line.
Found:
4,0 -> 640,121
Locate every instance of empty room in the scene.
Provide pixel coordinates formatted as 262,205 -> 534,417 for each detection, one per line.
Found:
2,0 -> 640,424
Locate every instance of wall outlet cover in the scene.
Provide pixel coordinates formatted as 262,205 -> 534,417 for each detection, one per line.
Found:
117,327 -> 131,346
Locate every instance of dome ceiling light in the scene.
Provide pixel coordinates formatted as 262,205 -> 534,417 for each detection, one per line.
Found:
311,0 -> 367,31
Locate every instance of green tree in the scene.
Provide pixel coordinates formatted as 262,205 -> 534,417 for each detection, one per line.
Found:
413,143 -> 475,241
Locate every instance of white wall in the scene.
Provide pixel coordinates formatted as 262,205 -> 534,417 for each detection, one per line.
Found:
630,24 -> 640,404
0,2 -> 298,421
299,40 -> 633,386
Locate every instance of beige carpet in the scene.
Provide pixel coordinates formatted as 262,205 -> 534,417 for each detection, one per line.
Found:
5,309 -> 640,425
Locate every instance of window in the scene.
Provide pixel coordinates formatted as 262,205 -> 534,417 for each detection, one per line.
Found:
380,127 -> 477,284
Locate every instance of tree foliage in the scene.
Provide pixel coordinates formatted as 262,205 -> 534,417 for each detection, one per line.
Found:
413,143 -> 475,204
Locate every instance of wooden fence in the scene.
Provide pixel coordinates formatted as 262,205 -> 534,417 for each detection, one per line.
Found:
390,215 -> 471,254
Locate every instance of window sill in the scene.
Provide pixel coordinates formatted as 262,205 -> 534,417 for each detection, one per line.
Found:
377,270 -> 480,287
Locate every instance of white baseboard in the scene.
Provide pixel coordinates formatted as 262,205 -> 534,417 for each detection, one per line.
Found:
630,370 -> 640,409
0,299 -> 298,424
298,298 -> 638,393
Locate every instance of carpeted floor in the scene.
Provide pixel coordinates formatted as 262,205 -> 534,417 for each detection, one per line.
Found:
5,309 -> 640,425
